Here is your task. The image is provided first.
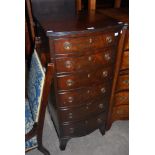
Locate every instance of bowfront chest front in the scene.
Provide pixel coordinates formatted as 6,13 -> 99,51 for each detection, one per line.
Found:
34,10 -> 124,150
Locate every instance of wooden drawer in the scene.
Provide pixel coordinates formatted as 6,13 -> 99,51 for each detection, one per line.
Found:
114,91 -> 129,106
57,83 -> 111,107
56,66 -> 113,91
116,74 -> 129,91
53,32 -> 118,54
112,105 -> 129,118
55,48 -> 116,74
59,98 -> 107,122
120,50 -> 129,70
124,29 -> 129,51
60,113 -> 106,137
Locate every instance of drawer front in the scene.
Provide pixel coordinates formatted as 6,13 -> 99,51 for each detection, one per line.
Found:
124,29 -> 129,51
57,83 -> 111,107
116,74 -> 129,91
55,48 -> 116,74
60,113 -> 106,137
114,91 -> 129,106
53,32 -> 118,54
112,105 -> 129,118
120,51 -> 129,70
56,66 -> 113,91
59,98 -> 107,122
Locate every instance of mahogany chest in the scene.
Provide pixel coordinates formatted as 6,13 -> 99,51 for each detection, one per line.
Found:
33,10 -> 124,150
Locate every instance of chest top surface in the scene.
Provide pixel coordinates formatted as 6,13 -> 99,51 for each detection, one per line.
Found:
33,10 -> 123,37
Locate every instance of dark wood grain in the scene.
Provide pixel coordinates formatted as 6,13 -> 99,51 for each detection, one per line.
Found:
116,74 -> 129,91
32,9 -> 122,37
114,91 -> 129,106
106,27 -> 127,130
98,8 -> 129,23
53,32 -> 118,54
56,66 -> 113,91
55,48 -> 116,73
60,113 -> 106,138
124,29 -> 129,50
120,50 -> 129,70
58,98 -> 107,122
57,83 -> 111,107
32,4 -> 124,149
112,104 -> 129,119
98,8 -> 129,130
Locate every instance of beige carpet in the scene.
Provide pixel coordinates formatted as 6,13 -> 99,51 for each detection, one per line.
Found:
26,110 -> 129,155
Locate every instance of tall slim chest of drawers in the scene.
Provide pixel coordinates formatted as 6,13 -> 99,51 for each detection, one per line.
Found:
34,11 -> 124,150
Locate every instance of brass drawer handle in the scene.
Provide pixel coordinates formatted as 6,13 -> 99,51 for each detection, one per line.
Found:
101,87 -> 106,93
116,109 -> 124,115
68,96 -> 74,103
122,79 -> 129,84
99,104 -> 104,109
65,60 -> 73,69
87,102 -> 92,106
87,90 -> 90,94
97,118 -> 102,124
119,96 -> 128,101
70,128 -> 74,133
88,56 -> 92,61
64,41 -> 72,50
104,53 -> 111,61
88,74 -> 91,78
106,36 -> 112,43
69,113 -> 73,119
66,79 -> 74,87
103,70 -> 108,77
89,38 -> 93,43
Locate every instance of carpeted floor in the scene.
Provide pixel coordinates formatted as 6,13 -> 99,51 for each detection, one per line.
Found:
26,110 -> 129,155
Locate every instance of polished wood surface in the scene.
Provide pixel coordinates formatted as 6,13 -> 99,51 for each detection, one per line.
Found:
55,48 -> 115,73
57,83 -> 111,107
112,104 -> 129,118
58,99 -> 107,122
31,0 -> 124,149
37,14 -> 123,151
32,10 -> 122,36
52,32 -> 118,53
25,19 -> 32,58
31,0 -> 76,21
76,0 -> 82,11
98,8 -> 129,23
56,66 -> 113,91
124,29 -> 129,50
60,113 -> 106,137
114,0 -> 122,8
88,0 -> 96,10
114,91 -> 129,106
98,8 -> 129,129
116,74 -> 129,91
120,50 -> 129,70
48,23 -> 123,149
